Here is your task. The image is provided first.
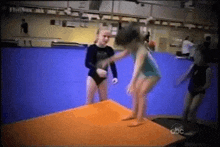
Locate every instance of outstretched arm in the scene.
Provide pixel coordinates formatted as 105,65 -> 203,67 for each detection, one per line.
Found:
176,64 -> 194,85
99,49 -> 130,68
110,49 -> 130,62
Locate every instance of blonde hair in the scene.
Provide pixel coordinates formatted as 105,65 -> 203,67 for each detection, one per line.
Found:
94,26 -> 111,44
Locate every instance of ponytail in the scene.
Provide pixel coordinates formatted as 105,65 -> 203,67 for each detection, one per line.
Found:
94,29 -> 100,44
94,38 -> 98,44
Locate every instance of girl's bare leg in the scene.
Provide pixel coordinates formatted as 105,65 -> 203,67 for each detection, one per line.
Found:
187,93 -> 205,123
128,76 -> 160,127
184,93 -> 204,134
182,91 -> 194,122
86,76 -> 98,105
121,79 -> 144,121
98,79 -> 108,102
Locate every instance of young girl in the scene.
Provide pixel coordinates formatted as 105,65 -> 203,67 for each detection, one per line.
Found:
99,23 -> 161,127
85,27 -> 118,105
176,44 -> 212,124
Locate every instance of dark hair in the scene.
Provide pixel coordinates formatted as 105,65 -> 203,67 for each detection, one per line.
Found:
196,44 -> 209,62
22,19 -> 25,21
115,22 -> 141,46
185,36 -> 189,40
204,36 -> 211,48
206,36 -> 211,41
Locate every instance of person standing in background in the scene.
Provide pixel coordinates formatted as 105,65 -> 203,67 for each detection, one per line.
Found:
189,39 -> 196,60
21,19 -> 32,47
204,36 -> 211,48
181,36 -> 194,58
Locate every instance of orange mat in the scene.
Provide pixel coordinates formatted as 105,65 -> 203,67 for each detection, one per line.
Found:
1,100 -> 185,146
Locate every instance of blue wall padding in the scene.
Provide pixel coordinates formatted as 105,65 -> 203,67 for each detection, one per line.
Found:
1,47 -> 218,124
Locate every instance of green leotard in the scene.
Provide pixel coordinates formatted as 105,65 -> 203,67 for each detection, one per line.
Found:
132,51 -> 161,77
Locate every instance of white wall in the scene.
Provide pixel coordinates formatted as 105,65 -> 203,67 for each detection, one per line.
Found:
152,5 -> 186,21
7,1 -> 68,8
6,1 -> 90,10
99,0 -> 214,26
139,0 -> 182,8
99,1 -> 112,13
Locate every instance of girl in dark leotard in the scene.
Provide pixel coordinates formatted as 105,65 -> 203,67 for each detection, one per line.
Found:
176,44 -> 212,124
85,27 -> 118,105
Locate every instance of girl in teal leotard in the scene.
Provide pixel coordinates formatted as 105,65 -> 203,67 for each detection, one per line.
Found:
131,50 -> 161,77
100,22 -> 161,127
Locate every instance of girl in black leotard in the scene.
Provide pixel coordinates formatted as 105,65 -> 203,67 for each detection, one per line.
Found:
176,44 -> 212,124
85,27 -> 118,105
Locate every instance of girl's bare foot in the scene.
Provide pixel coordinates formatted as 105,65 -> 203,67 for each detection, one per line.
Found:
128,118 -> 146,127
121,113 -> 137,121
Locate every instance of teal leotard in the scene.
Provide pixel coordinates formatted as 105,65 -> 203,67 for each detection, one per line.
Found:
132,51 -> 161,77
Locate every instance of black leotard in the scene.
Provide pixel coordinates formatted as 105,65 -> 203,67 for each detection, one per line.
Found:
85,44 -> 118,85
188,64 -> 209,96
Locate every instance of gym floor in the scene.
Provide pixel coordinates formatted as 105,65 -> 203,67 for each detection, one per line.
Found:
1,46 -> 218,146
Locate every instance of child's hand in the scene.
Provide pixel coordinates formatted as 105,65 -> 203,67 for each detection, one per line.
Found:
96,68 -> 107,78
112,78 -> 118,84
